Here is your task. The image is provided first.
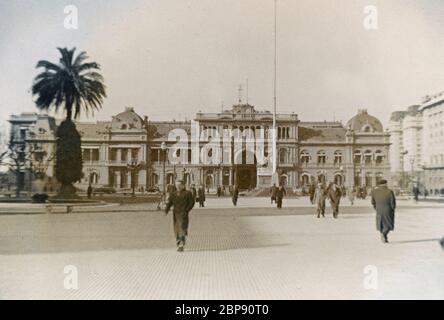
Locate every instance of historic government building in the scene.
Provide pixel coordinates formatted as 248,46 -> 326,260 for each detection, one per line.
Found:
9,103 -> 390,192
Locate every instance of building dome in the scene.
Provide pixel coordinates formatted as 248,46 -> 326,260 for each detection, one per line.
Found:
111,107 -> 143,130
346,109 -> 383,133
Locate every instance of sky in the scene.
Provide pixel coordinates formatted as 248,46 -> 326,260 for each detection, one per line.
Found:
0,0 -> 443,129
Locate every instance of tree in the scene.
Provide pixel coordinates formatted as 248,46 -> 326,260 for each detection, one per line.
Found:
5,139 -> 39,197
31,47 -> 106,198
0,123 -> 8,168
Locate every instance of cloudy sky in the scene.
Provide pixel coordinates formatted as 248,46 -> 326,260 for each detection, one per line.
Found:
0,0 -> 443,128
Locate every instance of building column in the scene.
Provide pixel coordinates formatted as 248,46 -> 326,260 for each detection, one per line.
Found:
219,168 -> 223,187
115,171 -> 120,188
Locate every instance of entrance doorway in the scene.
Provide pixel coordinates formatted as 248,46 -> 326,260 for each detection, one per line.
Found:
235,165 -> 257,190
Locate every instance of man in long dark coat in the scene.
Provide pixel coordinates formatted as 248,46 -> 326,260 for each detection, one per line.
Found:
165,180 -> 195,252
232,185 -> 239,206
371,179 -> 396,243
270,183 -> 277,204
197,185 -> 206,207
275,185 -> 286,209
327,182 -> 342,218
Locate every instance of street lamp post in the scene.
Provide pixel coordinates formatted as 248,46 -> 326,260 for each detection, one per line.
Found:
401,150 -> 409,189
161,142 -> 167,199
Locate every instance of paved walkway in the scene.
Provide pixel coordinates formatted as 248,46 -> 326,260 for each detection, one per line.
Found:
0,196 -> 440,214
0,201 -> 443,299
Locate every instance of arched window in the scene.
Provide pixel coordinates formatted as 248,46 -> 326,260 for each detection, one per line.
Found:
301,174 -> 310,186
300,150 -> 310,164
364,150 -> 372,164
334,150 -> 342,165
317,150 -> 326,165
334,173 -> 343,185
375,150 -> 384,165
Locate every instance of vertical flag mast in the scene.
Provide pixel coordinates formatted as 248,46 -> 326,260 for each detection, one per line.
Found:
272,0 -> 278,178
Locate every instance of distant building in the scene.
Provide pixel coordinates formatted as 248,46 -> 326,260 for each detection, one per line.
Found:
421,92 -> 444,195
299,109 -> 390,189
389,91 -> 444,195
8,105 -> 390,192
389,105 -> 423,189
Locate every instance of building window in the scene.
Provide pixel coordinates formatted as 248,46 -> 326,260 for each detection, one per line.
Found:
110,149 -> 117,161
131,148 -> 139,161
300,150 -> 310,164
121,149 -> 128,162
375,150 -> 383,165
354,150 -> 362,164
364,150 -> 372,164
301,174 -> 310,186
334,151 -> 342,165
279,148 -> 288,164
83,149 -> 91,161
92,149 -> 100,161
317,150 -> 326,165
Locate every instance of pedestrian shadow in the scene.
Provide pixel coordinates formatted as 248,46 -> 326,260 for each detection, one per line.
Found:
185,242 -> 290,252
389,238 -> 441,244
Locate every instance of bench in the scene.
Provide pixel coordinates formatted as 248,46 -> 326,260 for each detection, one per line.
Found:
45,204 -> 74,214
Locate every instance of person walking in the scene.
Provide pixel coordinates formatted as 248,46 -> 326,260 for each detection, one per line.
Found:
347,186 -> 356,205
270,183 -> 277,204
413,184 -> 419,202
313,182 -> 326,218
217,185 -> 222,197
327,182 -> 342,218
275,185 -> 286,209
232,185 -> 239,206
308,183 -> 316,204
165,180 -> 195,252
87,183 -> 93,199
197,185 -> 206,207
370,179 -> 396,243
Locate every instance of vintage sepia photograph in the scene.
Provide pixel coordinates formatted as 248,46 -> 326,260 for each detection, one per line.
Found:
0,0 -> 443,305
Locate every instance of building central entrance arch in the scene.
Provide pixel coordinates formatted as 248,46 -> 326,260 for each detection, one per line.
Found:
234,149 -> 257,190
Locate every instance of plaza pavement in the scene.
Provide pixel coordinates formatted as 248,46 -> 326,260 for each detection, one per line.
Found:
0,197 -> 443,299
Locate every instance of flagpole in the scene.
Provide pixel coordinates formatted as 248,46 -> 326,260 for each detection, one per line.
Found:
272,0 -> 277,179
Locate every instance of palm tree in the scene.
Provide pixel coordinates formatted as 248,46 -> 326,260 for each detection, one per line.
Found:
32,47 -> 106,120
32,47 -> 106,198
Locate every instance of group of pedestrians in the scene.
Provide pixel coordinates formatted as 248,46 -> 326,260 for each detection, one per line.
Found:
164,177 -> 399,252
307,179 -> 396,243
308,181 -> 343,218
270,183 -> 287,209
